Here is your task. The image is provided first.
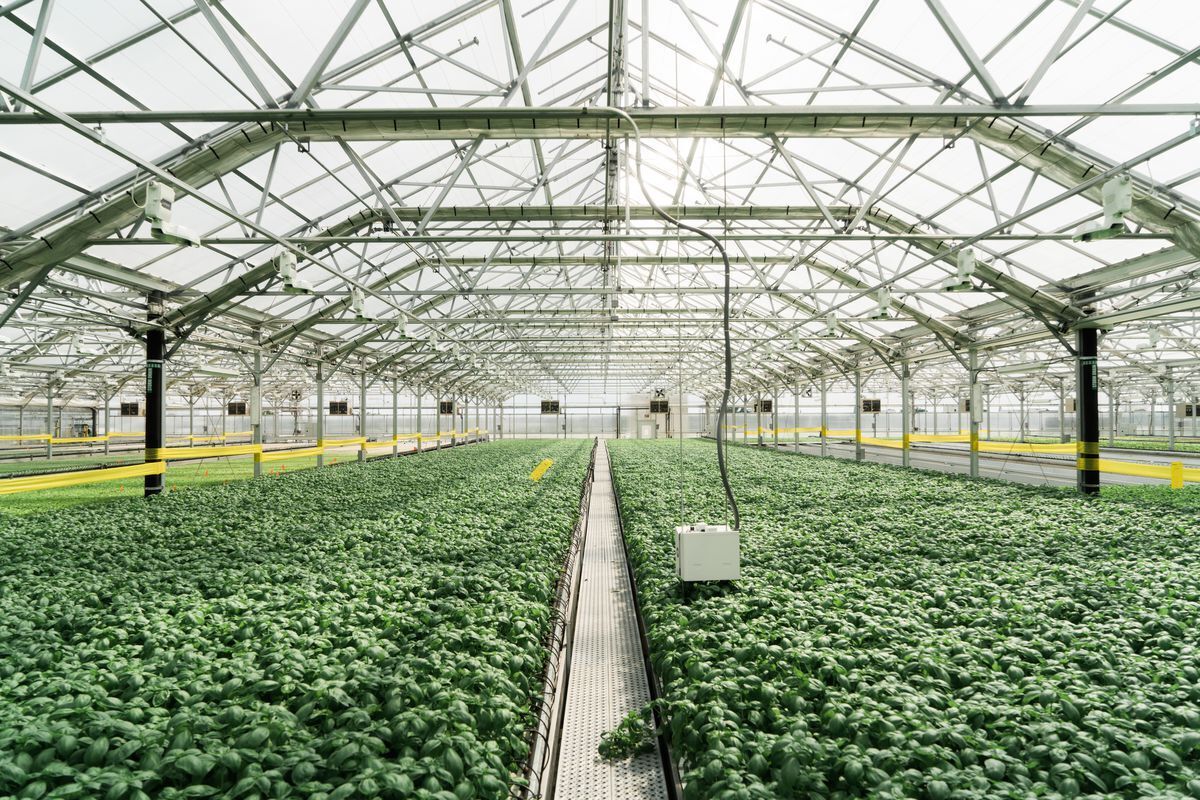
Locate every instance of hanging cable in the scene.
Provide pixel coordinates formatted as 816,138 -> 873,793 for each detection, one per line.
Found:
590,106 -> 741,530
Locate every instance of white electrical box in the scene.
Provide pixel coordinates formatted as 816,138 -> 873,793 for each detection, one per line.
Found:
675,523 -> 740,582
145,181 -> 174,224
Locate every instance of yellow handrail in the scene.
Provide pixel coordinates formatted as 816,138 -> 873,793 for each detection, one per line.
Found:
0,461 -> 165,496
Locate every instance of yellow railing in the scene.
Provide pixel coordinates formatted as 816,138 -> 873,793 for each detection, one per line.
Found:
0,461 -> 165,496
859,436 -> 905,449
147,443 -> 263,461
1092,458 -> 1200,488
0,430 -> 487,495
976,440 -> 1077,455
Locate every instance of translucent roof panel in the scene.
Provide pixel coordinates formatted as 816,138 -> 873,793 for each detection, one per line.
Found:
0,0 -> 1197,401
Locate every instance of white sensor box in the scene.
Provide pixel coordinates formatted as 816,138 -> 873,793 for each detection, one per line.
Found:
675,523 -> 740,582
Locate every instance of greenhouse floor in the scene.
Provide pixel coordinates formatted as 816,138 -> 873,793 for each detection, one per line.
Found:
770,439 -> 1200,487
552,441 -> 670,799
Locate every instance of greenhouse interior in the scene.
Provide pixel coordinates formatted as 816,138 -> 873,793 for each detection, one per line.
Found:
2,0 -> 1200,798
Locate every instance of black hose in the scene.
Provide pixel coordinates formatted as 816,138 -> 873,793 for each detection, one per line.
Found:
591,106 -> 741,530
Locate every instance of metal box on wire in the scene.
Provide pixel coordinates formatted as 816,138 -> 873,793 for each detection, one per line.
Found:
675,523 -> 740,582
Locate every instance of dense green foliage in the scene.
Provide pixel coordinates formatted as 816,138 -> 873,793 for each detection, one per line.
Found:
0,447 -> 378,517
1095,483 -> 1200,512
609,440 -> 1200,799
0,440 -> 589,799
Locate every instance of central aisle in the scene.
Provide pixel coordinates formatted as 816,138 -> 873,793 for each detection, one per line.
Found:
553,442 -> 669,799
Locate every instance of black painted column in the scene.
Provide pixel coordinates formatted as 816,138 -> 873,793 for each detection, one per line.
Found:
1075,325 -> 1100,495
145,291 -> 166,497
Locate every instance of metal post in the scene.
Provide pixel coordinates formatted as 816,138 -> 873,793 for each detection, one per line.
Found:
1148,395 -> 1155,438
1107,384 -> 1117,446
756,397 -> 763,447
315,361 -> 325,467
789,383 -> 798,451
819,380 -> 828,457
416,388 -> 423,453
901,362 -> 912,468
772,394 -> 779,448
985,385 -> 992,440
455,396 -> 462,446
45,377 -> 54,459
1076,326 -> 1100,495
969,347 -> 981,479
358,371 -> 367,462
187,396 -> 195,448
103,392 -> 112,456
1018,384 -> 1027,443
145,292 -> 166,497
391,378 -> 399,457
742,396 -> 748,446
854,369 -> 864,462
251,342 -> 263,478
1165,368 -> 1176,451
1058,378 -> 1067,443
436,392 -> 443,450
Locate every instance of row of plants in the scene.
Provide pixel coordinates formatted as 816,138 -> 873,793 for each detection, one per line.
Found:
608,440 -> 1200,799
0,439 -> 590,799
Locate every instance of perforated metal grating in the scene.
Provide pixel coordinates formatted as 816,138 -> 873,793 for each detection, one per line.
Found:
552,442 -> 669,800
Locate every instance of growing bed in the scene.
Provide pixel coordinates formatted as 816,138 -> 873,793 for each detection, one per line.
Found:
0,440 -> 590,800
609,439 -> 1200,799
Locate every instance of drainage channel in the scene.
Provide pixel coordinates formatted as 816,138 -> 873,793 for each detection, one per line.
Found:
538,440 -> 671,800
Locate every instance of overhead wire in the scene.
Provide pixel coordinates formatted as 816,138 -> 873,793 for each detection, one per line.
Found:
593,104 -> 741,530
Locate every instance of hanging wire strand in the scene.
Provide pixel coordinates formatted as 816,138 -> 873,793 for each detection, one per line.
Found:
592,105 -> 741,530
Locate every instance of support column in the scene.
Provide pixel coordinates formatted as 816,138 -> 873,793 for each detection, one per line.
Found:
901,362 -> 912,468
391,378 -> 399,457
1018,384 -> 1027,443
820,380 -> 829,457
145,292 -> 166,496
1076,326 -> 1101,495
358,371 -> 368,462
315,361 -> 325,467
45,377 -> 54,459
1165,368 -> 1176,451
103,391 -> 112,456
455,396 -> 462,446
251,341 -> 263,478
1058,378 -> 1068,443
416,387 -> 423,453
756,396 -> 763,447
854,369 -> 864,462
436,392 -> 444,450
793,382 -> 801,450
1148,395 -> 1156,438
969,347 -> 981,479
985,385 -> 992,440
741,396 -> 748,446
1107,384 -> 1117,446
187,396 -> 195,448
772,393 -> 779,448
